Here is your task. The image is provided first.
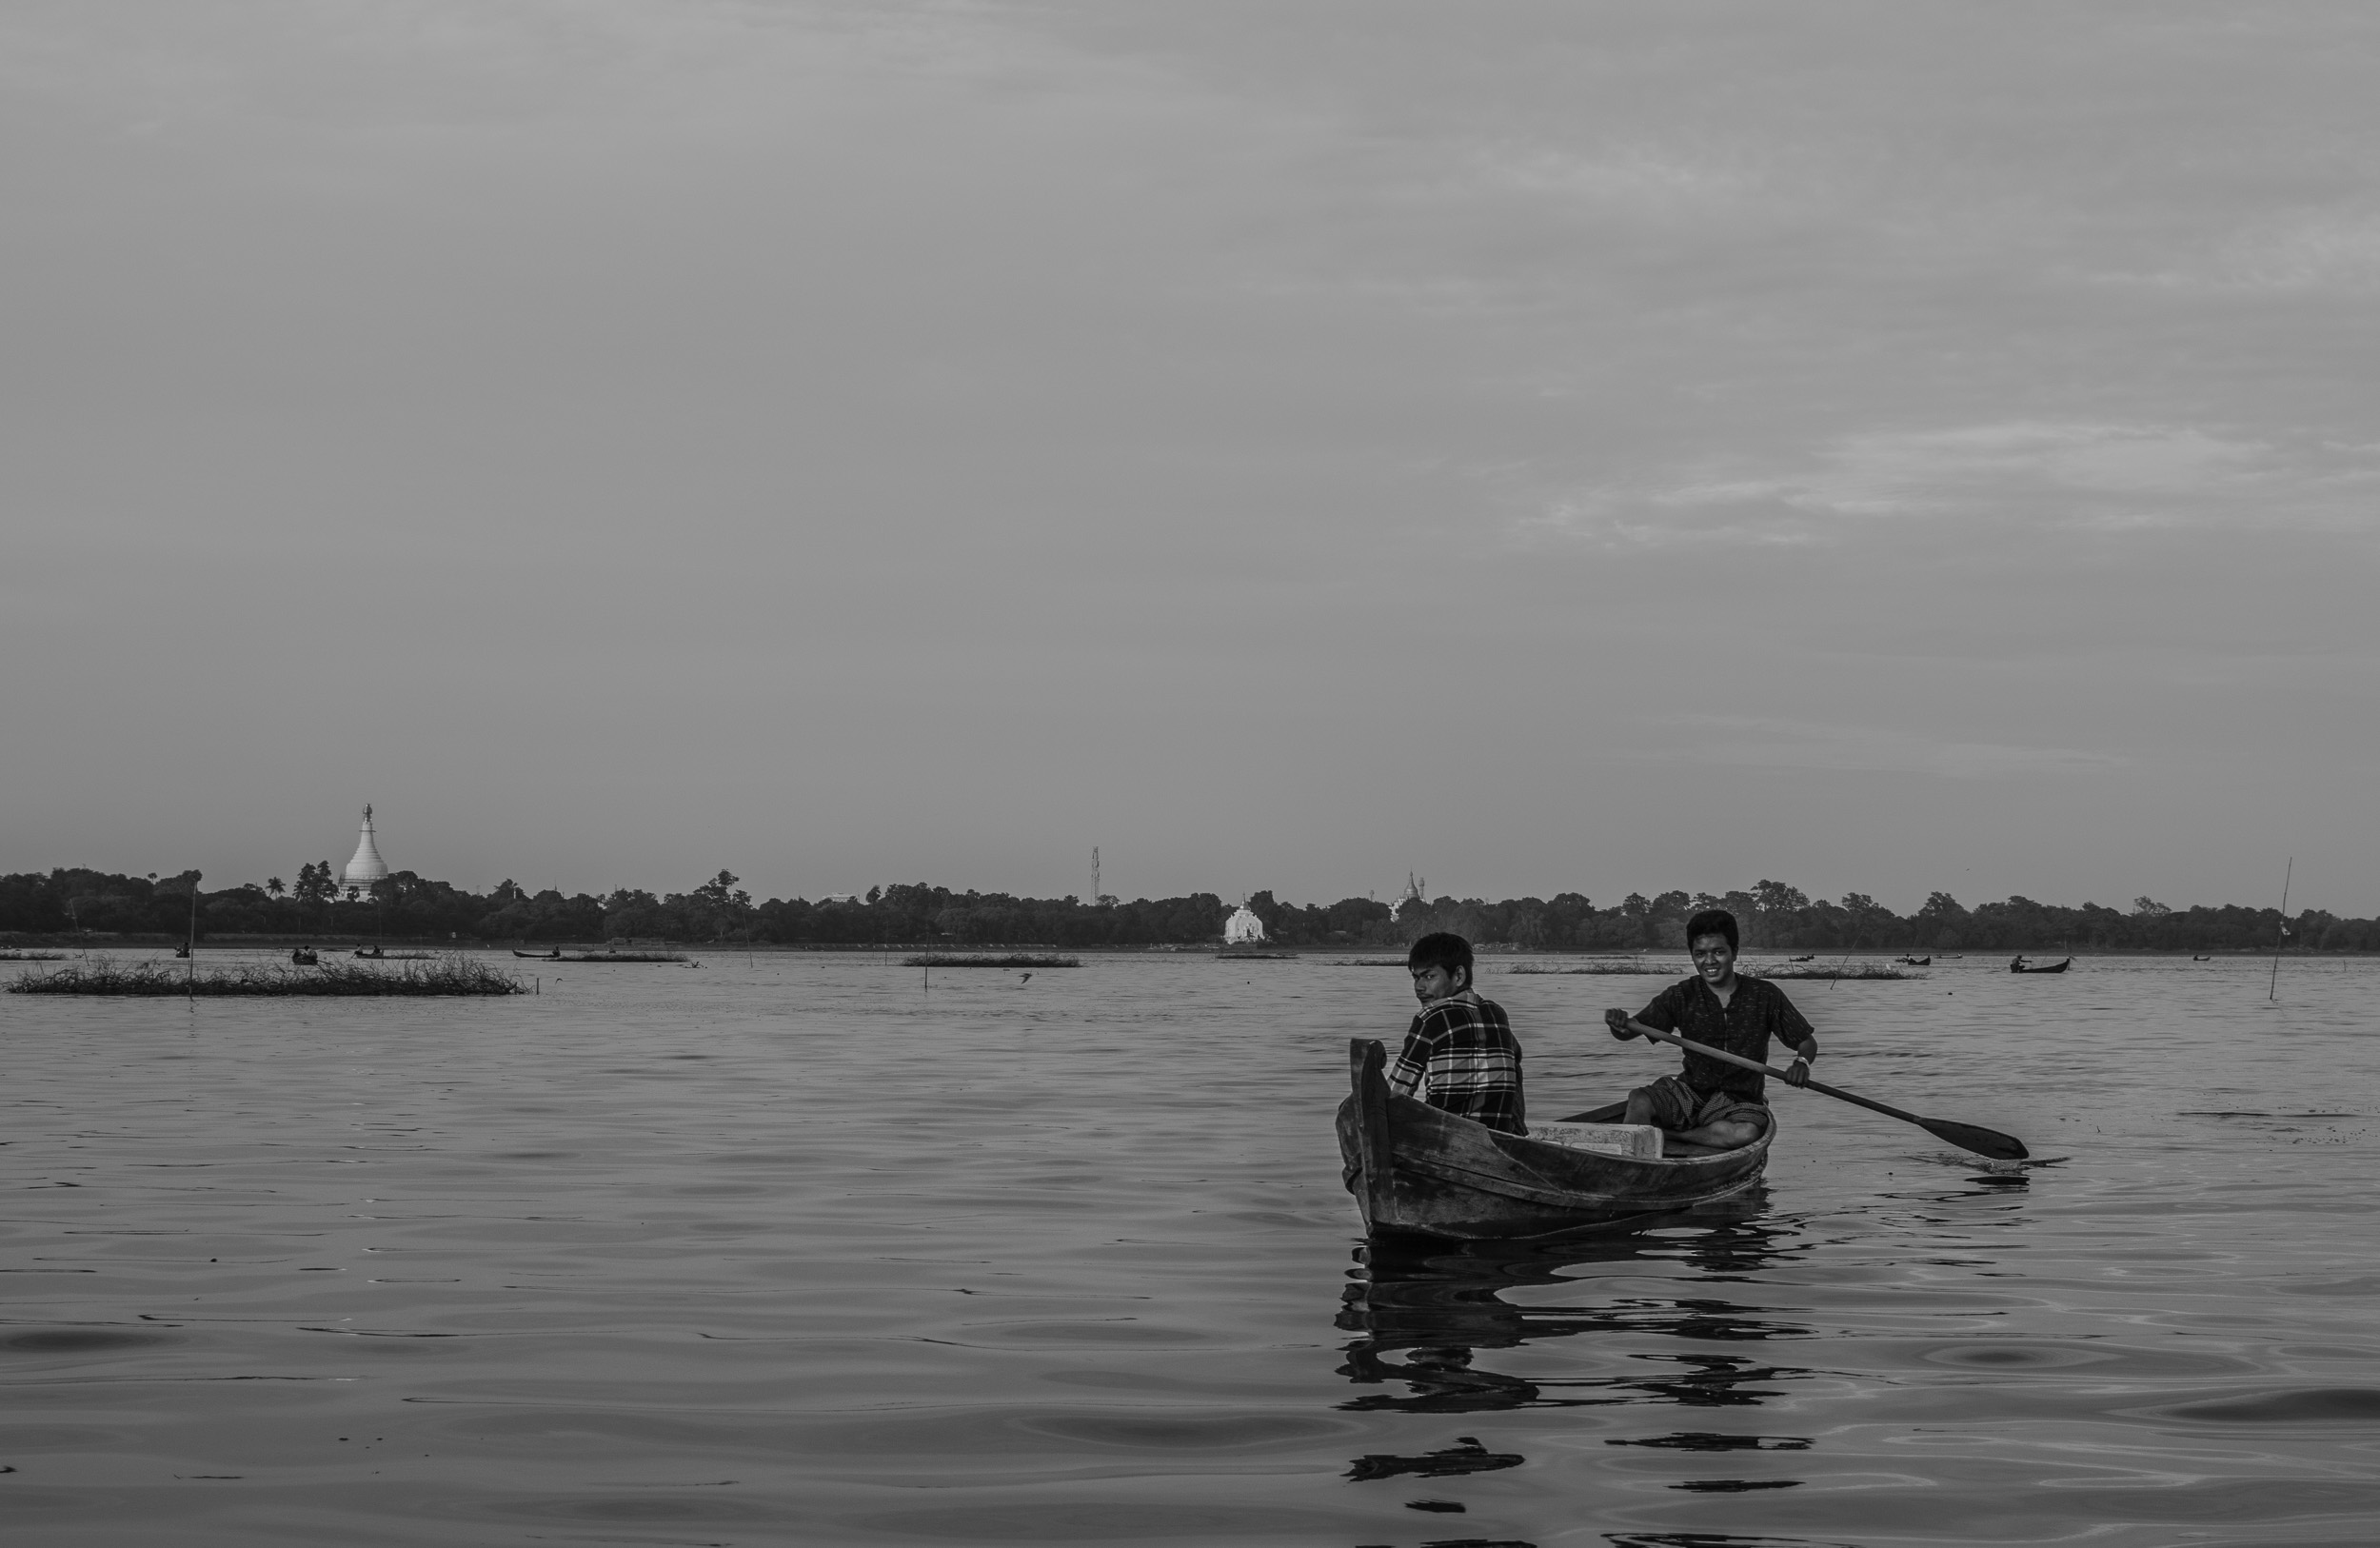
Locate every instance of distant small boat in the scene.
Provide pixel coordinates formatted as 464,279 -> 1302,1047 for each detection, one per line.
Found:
290,948 -> 319,965
1788,955 -> 1815,963
513,948 -> 563,960
2192,955 -> 2212,962
355,948 -> 432,960
1897,956 -> 1932,966
171,944 -> 190,959
536,950 -> 686,963
2010,957 -> 2073,974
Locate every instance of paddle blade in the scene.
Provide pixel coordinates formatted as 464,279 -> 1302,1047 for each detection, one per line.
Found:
1918,1115 -> 2028,1161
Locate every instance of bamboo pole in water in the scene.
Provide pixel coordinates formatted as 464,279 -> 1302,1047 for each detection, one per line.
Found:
187,871 -> 200,995
2268,857 -> 2292,1002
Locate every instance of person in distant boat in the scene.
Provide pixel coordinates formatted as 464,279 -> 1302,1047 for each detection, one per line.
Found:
1603,909 -> 1818,1151
1388,932 -> 1525,1136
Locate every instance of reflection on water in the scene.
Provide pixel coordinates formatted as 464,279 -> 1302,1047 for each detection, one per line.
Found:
6,950 -> 2380,1546
1339,1200 -> 1819,1514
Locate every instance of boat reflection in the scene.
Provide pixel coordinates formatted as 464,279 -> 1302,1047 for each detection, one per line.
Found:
1337,1189 -> 1815,1421
1337,1191 -> 1823,1509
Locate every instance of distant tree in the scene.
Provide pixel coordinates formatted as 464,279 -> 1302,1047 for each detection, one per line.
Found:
2132,896 -> 2172,918
291,862 -> 337,906
693,870 -> 746,910
685,870 -> 755,938
267,877 -> 286,898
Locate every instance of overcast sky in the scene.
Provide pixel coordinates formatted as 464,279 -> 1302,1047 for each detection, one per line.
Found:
5,2 -> 2375,914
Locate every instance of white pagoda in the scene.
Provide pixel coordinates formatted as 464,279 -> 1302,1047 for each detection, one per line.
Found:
340,804 -> 390,901
1223,902 -> 1266,944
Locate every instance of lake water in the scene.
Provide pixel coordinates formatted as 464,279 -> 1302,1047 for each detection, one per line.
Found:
5,949 -> 2377,1546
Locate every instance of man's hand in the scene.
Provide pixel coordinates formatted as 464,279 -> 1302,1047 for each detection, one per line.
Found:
1604,1007 -> 1636,1040
1783,1042 -> 1818,1087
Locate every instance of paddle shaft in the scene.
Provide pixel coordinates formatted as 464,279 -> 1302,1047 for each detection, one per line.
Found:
1626,1023 -> 1937,1131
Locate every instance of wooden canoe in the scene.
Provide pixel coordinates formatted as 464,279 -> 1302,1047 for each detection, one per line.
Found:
1336,1039 -> 1774,1240
2010,957 -> 2073,973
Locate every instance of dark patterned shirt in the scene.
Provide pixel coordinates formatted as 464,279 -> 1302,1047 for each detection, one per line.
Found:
1388,995 -> 1525,1134
1634,975 -> 1814,1101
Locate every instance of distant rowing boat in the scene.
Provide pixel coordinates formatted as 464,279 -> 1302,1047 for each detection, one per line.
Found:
515,949 -> 685,963
1897,955 -> 1932,966
1336,1039 -> 1773,1240
2010,957 -> 2073,974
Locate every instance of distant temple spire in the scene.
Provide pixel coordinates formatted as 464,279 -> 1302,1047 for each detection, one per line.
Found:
340,804 -> 390,900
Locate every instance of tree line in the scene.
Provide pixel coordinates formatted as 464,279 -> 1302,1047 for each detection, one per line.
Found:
1,866 -> 2370,953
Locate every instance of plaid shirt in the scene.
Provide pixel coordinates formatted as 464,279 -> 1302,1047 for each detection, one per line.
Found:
1634,974 -> 1814,1101
1388,994 -> 1525,1135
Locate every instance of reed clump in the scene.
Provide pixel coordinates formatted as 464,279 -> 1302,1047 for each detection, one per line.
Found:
10,957 -> 525,996
1751,963 -> 1914,981
902,953 -> 1080,967
1510,961 -> 1914,981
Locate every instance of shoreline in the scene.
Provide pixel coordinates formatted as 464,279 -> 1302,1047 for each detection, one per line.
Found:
3,933 -> 2368,960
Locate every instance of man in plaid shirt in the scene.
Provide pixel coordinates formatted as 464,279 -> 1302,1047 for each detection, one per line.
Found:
1388,932 -> 1525,1135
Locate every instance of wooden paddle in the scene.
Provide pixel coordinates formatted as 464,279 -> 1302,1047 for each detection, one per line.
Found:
1622,1022 -> 2029,1161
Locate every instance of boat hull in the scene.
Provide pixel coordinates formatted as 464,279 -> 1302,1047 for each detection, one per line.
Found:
1336,1039 -> 1772,1240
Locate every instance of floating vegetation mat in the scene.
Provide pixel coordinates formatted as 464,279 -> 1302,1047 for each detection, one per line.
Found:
1509,961 -> 1914,981
0,951 -> 67,961
1753,964 -> 1914,980
902,953 -> 1080,967
10,958 -> 526,996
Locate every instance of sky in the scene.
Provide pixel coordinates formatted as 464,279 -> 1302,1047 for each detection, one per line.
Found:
4,1 -> 2375,915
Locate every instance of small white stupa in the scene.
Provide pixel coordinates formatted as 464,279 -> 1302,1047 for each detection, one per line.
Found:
1223,902 -> 1266,945
340,804 -> 390,901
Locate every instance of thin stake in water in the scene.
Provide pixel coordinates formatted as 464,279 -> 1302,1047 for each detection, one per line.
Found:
2269,856 -> 2292,1002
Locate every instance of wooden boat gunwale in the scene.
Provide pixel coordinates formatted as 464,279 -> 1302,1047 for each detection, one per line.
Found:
1338,1038 -> 1774,1240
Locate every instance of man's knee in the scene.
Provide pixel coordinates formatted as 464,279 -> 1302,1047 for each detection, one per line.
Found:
1623,1091 -> 1657,1126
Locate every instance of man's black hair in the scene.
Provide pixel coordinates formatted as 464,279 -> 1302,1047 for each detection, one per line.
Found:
1407,931 -> 1474,989
1684,909 -> 1739,951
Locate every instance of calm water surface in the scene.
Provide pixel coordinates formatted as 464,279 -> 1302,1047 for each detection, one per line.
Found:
5,950 -> 2377,1546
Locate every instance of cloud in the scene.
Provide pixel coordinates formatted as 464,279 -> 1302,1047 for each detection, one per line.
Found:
1661,715 -> 2123,781
2109,206 -> 2380,294
1531,420 -> 2380,546
1468,139 -> 1755,213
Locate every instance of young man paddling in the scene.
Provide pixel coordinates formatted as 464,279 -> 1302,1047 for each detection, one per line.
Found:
1388,932 -> 1525,1135
1604,909 -> 1819,1151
